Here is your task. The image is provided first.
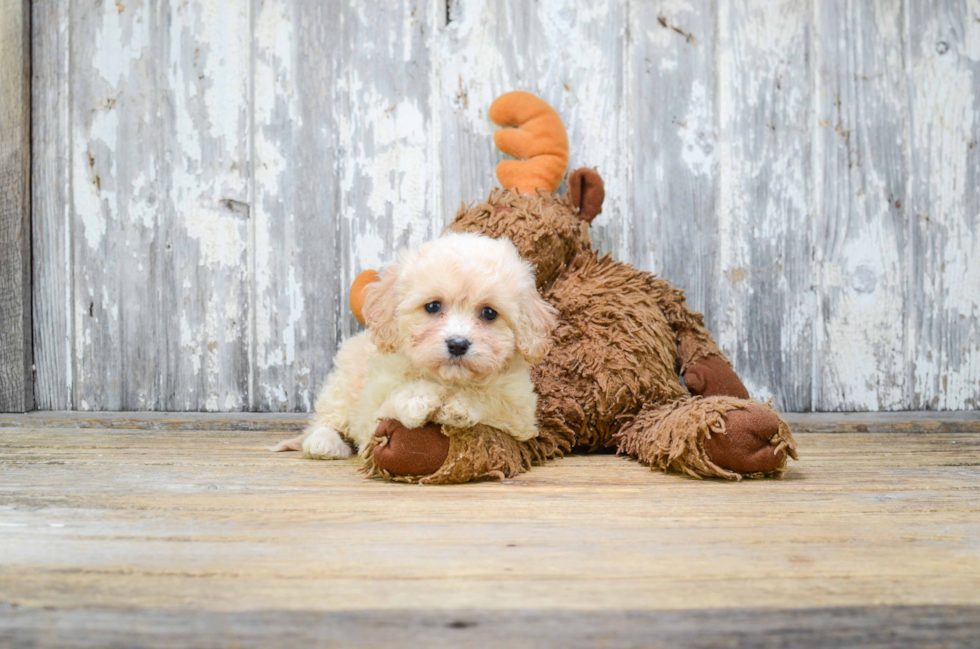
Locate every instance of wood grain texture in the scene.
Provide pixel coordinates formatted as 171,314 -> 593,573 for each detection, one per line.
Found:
4,605 -> 980,648
67,0 -> 251,411
629,0 -> 717,344
250,0 -> 341,412
1,422 -> 979,621
715,0 -> 812,410
27,0 -> 980,412
0,0 -> 33,413
907,0 -> 980,410
812,0 -> 911,411
31,0 -> 72,410
251,0 -> 441,412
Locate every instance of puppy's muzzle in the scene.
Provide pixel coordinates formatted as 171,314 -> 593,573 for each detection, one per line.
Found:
446,337 -> 471,357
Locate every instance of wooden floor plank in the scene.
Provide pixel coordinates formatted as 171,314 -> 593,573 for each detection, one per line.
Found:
1,419 -> 979,643
3,604 -> 979,648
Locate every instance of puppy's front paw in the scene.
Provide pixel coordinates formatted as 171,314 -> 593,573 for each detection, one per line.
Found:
435,396 -> 480,428
302,426 -> 353,460
393,392 -> 442,429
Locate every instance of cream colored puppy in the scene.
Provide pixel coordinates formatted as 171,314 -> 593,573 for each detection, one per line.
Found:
271,232 -> 557,460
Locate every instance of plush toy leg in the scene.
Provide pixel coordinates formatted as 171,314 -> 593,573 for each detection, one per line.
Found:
615,396 -> 797,479
362,419 -> 537,485
646,276 -> 759,402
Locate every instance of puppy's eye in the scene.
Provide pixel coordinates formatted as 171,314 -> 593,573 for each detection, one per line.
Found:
481,306 -> 498,322
424,301 -> 441,314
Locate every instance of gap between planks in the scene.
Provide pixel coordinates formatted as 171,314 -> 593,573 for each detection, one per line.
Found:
1,410 -> 978,433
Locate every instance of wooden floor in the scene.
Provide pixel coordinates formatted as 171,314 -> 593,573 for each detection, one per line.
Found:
1,412 -> 979,647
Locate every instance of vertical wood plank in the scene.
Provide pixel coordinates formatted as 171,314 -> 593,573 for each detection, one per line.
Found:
440,0 -> 630,259
32,0 -> 72,410
0,0 -> 33,412
713,0 -> 813,410
251,0 -> 440,411
334,2 -> 443,344
907,0 -> 980,410
162,0 -> 251,411
250,0 -> 340,412
67,0 -> 138,410
70,0 -> 251,410
629,0 -> 716,322
812,0 -> 910,411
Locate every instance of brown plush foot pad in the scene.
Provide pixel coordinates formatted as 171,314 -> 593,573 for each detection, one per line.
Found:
705,404 -> 786,474
371,420 -> 450,477
683,356 -> 750,400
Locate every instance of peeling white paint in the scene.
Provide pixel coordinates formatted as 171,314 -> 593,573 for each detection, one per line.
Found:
909,11 -> 980,410
182,208 -> 247,268
679,80 -> 716,177
73,107 -> 117,251
92,5 -> 147,88
35,0 -> 980,413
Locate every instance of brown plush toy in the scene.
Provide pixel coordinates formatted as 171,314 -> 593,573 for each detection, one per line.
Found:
360,91 -> 797,484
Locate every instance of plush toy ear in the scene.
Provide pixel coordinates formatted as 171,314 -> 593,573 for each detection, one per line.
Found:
362,264 -> 401,353
515,284 -> 558,364
567,168 -> 605,223
350,269 -> 380,325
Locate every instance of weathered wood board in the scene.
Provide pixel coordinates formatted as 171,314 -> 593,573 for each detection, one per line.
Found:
1,0 -> 33,413
28,0 -> 980,412
907,1 -> 980,411
813,0 -> 910,411
4,605 -> 980,648
1,419 -> 980,645
30,0 -> 71,411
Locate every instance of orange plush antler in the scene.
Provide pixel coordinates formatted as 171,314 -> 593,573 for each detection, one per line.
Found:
490,91 -> 569,195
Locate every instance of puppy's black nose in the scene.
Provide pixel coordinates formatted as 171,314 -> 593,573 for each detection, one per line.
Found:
446,337 -> 471,357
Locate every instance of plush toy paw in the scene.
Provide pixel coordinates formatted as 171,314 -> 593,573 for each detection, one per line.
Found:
705,403 -> 795,474
683,356 -> 750,400
370,419 -> 450,477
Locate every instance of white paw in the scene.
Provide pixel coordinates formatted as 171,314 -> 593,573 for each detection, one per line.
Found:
394,392 -> 442,428
302,427 -> 353,460
435,396 -> 480,428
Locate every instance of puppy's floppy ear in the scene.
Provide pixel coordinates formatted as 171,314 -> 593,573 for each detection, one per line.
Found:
362,263 -> 401,353
515,283 -> 558,364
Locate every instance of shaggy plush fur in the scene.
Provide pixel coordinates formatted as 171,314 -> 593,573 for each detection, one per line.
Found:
271,232 -> 556,459
363,181 -> 797,482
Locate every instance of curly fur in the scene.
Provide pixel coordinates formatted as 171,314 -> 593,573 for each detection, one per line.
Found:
271,232 -> 556,460
426,186 -> 797,480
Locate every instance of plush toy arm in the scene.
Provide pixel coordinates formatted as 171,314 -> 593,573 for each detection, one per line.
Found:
363,420 -> 536,484
650,278 -> 750,400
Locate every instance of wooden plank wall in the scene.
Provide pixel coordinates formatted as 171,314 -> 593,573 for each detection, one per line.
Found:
0,0 -> 33,412
29,0 -> 980,413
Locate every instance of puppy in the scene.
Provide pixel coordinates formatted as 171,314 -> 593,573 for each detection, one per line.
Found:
271,232 -> 557,460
